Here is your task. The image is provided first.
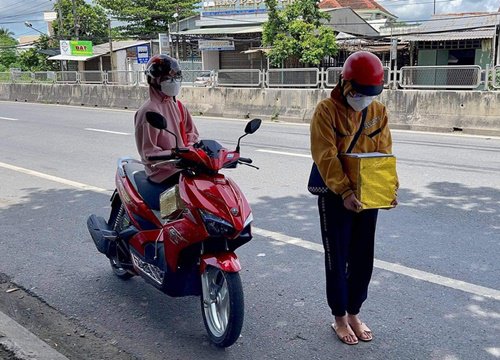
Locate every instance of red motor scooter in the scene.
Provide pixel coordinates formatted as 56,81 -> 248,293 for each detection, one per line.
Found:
87,113 -> 261,347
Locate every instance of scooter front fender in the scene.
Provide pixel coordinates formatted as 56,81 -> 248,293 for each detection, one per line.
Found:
200,253 -> 241,273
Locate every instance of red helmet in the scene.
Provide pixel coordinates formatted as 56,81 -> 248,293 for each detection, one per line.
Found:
145,54 -> 181,82
342,51 -> 384,96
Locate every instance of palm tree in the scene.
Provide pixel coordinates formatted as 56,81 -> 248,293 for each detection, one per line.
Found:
0,27 -> 15,38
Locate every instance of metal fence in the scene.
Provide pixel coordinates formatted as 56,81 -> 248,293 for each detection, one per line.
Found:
107,71 -> 137,86
1,65 -> 499,90
266,68 -> 320,88
55,71 -> 78,84
324,67 -> 391,88
492,65 -> 500,90
218,69 -> 262,87
79,71 -> 105,84
399,65 -> 482,89
12,71 -> 33,83
0,72 -> 11,82
179,61 -> 203,71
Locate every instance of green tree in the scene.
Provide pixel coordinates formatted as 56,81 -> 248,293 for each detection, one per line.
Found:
262,0 -> 338,67
96,0 -> 198,38
0,29 -> 18,71
53,0 -> 109,42
0,27 -> 15,38
17,36 -> 59,72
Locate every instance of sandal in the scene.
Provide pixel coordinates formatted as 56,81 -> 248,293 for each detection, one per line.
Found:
331,323 -> 358,345
348,321 -> 373,342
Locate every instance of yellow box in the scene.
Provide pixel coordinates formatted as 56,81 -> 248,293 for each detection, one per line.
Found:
340,152 -> 398,210
159,185 -> 185,219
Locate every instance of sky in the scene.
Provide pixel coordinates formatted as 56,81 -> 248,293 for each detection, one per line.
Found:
0,0 -> 499,38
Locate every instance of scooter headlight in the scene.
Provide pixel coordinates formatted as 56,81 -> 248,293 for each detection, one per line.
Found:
243,212 -> 253,228
200,210 -> 234,237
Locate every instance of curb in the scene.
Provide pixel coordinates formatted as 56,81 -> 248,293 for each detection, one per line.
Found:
0,310 -> 68,360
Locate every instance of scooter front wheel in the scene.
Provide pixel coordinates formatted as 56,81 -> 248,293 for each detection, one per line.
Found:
200,266 -> 244,347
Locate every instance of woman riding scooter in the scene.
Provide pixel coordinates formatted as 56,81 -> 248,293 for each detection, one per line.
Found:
135,54 -> 199,186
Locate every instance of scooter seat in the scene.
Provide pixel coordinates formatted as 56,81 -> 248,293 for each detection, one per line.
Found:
123,163 -> 167,211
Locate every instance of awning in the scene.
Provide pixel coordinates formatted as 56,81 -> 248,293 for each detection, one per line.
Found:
401,28 -> 496,42
47,40 -> 150,62
242,48 -> 272,54
173,26 -> 262,36
47,54 -> 101,61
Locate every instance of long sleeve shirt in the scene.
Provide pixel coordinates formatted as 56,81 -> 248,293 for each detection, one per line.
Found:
135,87 -> 199,183
310,85 -> 396,200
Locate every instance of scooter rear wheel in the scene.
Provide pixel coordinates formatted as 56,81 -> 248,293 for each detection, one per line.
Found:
201,266 -> 244,348
109,257 -> 133,280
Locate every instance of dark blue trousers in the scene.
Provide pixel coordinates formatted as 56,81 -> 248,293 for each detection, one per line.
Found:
318,192 -> 378,317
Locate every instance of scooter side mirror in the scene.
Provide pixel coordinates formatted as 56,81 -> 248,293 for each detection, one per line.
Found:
244,118 -> 262,135
236,118 -> 262,153
145,111 -> 179,150
146,112 -> 167,130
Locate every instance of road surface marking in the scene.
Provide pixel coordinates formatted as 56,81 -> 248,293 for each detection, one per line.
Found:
1,161 -> 499,301
257,149 -> 311,158
252,227 -> 500,301
0,116 -> 18,121
0,162 -> 109,194
84,128 -> 130,135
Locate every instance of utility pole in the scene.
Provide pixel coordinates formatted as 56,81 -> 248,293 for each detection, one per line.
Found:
72,0 -> 79,39
108,18 -> 114,71
56,0 -> 65,71
175,5 -> 180,59
433,0 -> 436,15
56,0 -> 64,38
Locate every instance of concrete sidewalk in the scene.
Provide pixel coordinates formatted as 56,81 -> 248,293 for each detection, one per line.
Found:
0,310 -> 68,360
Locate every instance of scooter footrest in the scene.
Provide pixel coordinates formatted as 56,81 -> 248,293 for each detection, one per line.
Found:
87,214 -> 117,255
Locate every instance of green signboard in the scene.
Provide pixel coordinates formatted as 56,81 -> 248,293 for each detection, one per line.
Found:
69,41 -> 93,56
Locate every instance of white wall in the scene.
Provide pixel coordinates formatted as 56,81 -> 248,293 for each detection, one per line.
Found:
3,84 -> 500,136
115,49 -> 128,71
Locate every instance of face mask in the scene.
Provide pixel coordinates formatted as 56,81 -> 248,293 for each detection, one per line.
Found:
346,94 -> 376,112
160,79 -> 181,97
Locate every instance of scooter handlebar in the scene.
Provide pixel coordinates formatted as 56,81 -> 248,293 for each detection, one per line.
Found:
148,154 -> 175,161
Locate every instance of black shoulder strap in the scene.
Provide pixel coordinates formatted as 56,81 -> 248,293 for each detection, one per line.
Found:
346,108 -> 367,154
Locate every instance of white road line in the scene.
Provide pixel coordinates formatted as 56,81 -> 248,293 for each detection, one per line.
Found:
1,161 -> 499,301
84,128 -> 130,136
0,116 -> 18,121
257,149 -> 311,158
253,227 -> 500,301
0,162 -> 110,194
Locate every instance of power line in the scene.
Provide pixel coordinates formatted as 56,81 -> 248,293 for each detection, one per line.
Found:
0,0 -> 23,12
0,7 -> 54,22
0,19 -> 47,25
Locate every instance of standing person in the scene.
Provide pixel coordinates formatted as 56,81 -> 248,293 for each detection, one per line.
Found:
135,54 -> 199,185
310,51 -> 398,345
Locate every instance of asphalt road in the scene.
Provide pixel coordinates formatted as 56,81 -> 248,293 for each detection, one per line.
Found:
0,101 -> 499,360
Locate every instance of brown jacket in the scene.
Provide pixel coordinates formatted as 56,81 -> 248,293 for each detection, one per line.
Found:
310,85 -> 395,199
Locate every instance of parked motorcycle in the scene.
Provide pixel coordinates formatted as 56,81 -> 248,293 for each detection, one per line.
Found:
87,114 -> 261,347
